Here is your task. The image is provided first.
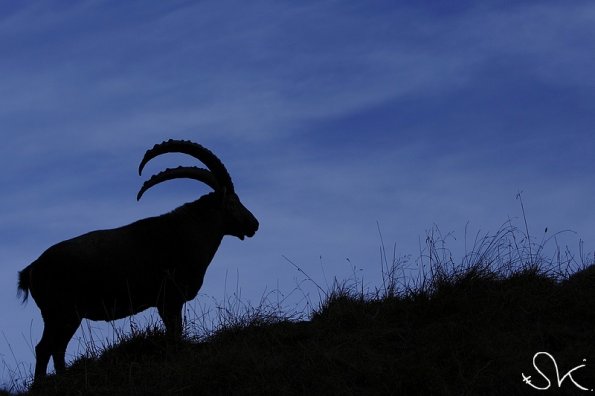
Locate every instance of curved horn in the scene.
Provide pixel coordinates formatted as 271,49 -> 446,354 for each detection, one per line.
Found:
138,139 -> 234,193
136,166 -> 220,201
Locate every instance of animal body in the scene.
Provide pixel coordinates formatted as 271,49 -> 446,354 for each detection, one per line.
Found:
17,139 -> 259,382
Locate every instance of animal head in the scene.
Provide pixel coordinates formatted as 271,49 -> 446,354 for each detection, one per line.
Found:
137,139 -> 259,240
220,192 -> 258,240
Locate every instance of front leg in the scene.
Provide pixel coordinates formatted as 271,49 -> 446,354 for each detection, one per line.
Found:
157,301 -> 183,338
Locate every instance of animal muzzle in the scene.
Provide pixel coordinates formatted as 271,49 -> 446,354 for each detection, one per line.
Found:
242,218 -> 259,240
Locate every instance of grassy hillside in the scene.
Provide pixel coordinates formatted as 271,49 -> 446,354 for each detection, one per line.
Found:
7,221 -> 595,395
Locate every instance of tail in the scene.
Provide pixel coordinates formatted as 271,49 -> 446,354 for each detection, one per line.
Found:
17,266 -> 31,304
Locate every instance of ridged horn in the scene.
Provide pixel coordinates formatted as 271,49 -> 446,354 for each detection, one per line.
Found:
136,166 -> 219,201
138,139 -> 234,193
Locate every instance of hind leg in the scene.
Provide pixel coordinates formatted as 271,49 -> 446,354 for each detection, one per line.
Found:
34,316 -> 81,382
34,325 -> 53,383
51,318 -> 81,374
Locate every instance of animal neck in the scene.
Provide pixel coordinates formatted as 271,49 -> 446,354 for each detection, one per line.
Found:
169,193 -> 225,245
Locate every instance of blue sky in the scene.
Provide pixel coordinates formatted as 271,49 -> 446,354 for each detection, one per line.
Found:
1,0 -> 594,387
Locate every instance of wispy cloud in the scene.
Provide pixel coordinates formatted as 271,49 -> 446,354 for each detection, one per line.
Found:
3,1 -> 594,155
